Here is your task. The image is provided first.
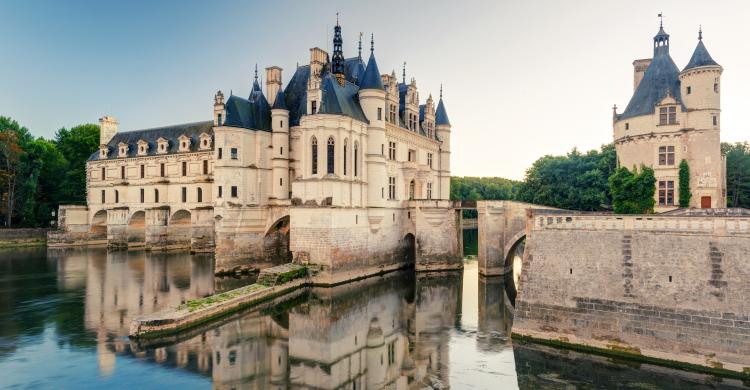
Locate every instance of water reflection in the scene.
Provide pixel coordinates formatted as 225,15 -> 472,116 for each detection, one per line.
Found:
1,248 -> 749,389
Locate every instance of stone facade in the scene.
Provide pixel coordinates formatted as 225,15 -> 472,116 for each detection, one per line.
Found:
613,23 -> 726,211
52,21 -> 459,279
514,210 -> 750,373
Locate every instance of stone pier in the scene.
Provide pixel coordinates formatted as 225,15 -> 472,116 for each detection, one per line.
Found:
106,207 -> 129,249
145,207 -> 170,250
191,207 -> 215,252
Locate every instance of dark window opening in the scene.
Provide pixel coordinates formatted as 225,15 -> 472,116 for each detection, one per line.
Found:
140,164 -> 145,178
181,187 -> 187,202
203,160 -> 208,174
121,166 -> 125,179
231,186 -> 238,198
230,148 -> 238,159
218,186 -> 222,198
218,147 -> 223,159
182,161 -> 187,176
327,137 -> 335,174
160,163 -> 165,177
311,137 -> 318,175
154,189 -> 159,203
197,188 -> 203,203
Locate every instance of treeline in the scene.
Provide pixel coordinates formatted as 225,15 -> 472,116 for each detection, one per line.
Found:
0,116 -> 99,228
450,176 -> 521,202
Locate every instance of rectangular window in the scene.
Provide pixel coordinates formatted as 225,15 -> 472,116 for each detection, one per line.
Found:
160,163 -> 165,177
713,115 -> 718,126
218,185 -> 222,198
197,188 -> 202,203
408,149 -> 416,162
625,123 -> 629,130
182,161 -> 187,176
203,160 -> 208,174
181,187 -> 187,202
140,164 -> 145,178
388,142 -> 396,160
140,188 -> 144,203
659,106 -> 677,125
154,189 -> 159,203
218,147 -> 223,159
115,190 -> 119,203
427,153 -> 433,168
687,86 -> 692,95
101,190 -> 105,203
311,100 -> 317,115
427,182 -> 433,199
714,83 -> 719,93
377,107 -> 382,120
388,177 -> 396,200
121,166 -> 125,179
230,148 -> 238,160
231,186 -> 238,198
658,181 -> 675,206
658,146 -> 675,165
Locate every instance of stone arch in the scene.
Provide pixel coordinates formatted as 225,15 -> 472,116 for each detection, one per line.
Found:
128,210 -> 146,247
263,215 -> 291,263
167,209 -> 192,249
503,231 -> 526,305
90,210 -> 108,240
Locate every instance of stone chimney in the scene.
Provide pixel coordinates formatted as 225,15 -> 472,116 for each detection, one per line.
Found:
309,47 -> 327,78
99,116 -> 119,145
265,66 -> 282,106
633,58 -> 652,91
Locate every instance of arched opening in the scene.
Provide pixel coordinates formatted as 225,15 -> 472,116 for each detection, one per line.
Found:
311,136 -> 318,175
168,209 -> 192,249
90,210 -> 107,241
503,235 -> 526,306
263,216 -> 291,264
353,142 -> 359,177
327,137 -> 335,174
401,233 -> 416,265
127,211 -> 146,247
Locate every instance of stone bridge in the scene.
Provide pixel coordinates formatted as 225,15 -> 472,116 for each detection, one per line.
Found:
474,200 -> 557,276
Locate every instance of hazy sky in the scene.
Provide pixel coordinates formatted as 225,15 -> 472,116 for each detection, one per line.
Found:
2,0 -> 749,179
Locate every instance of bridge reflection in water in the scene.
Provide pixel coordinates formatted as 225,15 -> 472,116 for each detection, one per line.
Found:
1,248 -> 747,389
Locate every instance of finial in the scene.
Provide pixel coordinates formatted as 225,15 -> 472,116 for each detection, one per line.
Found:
440,84 -> 443,100
698,25 -> 703,40
402,62 -> 406,84
658,12 -> 663,28
336,12 -> 339,26
612,104 -> 617,111
370,33 -> 374,54
254,64 -> 258,81
358,32 -> 363,59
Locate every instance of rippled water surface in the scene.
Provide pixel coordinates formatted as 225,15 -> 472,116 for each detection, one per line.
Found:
0,246 -> 747,389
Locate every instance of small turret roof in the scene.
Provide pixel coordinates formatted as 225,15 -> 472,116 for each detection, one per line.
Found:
272,90 -> 288,110
683,40 -> 719,71
435,98 -> 450,126
360,53 -> 383,90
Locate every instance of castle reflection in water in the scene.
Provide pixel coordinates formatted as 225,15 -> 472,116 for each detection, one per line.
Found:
49,247 -> 512,389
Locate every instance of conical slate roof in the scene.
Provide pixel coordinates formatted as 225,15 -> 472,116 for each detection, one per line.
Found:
272,90 -> 287,110
359,53 -> 383,90
435,98 -> 450,126
683,40 -> 720,71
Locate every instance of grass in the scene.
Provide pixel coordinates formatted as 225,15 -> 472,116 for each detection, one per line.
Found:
179,284 -> 267,312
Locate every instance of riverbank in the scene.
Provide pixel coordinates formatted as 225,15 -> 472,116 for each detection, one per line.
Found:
0,228 -> 49,248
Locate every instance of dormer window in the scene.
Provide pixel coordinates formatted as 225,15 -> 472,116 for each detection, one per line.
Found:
178,135 -> 191,152
118,142 -> 128,158
659,106 -> 677,125
157,138 -> 169,154
99,146 -> 108,159
137,140 -> 148,156
199,133 -> 212,150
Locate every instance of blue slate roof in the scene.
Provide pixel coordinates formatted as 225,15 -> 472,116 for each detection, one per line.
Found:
272,89 -> 288,110
283,65 -> 310,126
359,53 -> 384,90
224,93 -> 272,131
318,73 -> 369,123
435,98 -> 450,126
89,121 -> 213,161
683,40 -> 719,71
345,57 -> 366,85
619,45 -> 682,120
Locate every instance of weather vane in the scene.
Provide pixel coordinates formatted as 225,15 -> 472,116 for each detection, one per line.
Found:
658,12 -> 663,27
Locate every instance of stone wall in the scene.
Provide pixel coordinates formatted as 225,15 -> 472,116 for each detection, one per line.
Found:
514,210 -> 750,373
413,200 -> 462,271
0,228 -> 49,247
214,204 -> 289,273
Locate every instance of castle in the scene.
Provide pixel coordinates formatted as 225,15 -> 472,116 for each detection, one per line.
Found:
613,21 -> 726,211
54,20 -> 462,280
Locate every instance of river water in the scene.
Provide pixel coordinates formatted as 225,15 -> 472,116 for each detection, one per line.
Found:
0,245 -> 747,389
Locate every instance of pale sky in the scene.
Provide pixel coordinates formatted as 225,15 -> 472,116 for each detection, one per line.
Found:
1,0 -> 749,180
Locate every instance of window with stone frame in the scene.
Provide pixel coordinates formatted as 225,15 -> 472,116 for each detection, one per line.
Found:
327,137 -> 335,174
658,146 -> 675,165
181,187 -> 187,202
388,177 -> 396,200
388,141 -> 397,160
311,137 -> 318,175
658,180 -> 675,206
427,153 -> 433,168
343,141 -> 347,176
353,142 -> 359,177
659,106 -> 677,125
427,182 -> 433,199
140,164 -> 145,178
101,167 -> 106,180
230,148 -> 238,160
203,160 -> 209,174
182,161 -> 187,176
231,186 -> 238,198
154,189 -> 159,203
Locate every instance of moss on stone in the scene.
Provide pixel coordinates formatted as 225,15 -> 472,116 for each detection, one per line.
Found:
179,284 -> 267,312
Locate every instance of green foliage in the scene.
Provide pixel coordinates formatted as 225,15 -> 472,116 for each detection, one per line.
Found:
0,116 -> 99,227
516,144 -> 617,211
450,176 -> 521,217
678,159 -> 691,208
722,142 -> 750,208
180,284 -> 267,312
609,165 -> 656,214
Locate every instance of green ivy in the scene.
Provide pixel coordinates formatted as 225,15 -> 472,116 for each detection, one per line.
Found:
608,165 -> 656,214
679,159 -> 691,208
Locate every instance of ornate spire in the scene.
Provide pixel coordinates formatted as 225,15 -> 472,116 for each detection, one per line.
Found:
254,64 -> 258,82
370,33 -> 374,54
358,32 -> 363,60
402,62 -> 406,84
653,13 -> 670,56
698,25 -> 703,40
331,15 -> 345,85
440,84 -> 443,100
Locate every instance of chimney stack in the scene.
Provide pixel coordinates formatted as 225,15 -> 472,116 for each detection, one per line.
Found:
265,66 -> 282,106
98,116 -> 119,145
633,58 -> 652,91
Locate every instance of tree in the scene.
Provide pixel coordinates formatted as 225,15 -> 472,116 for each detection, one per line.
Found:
609,165 -> 656,214
678,159 -> 691,208
722,142 -> 750,208
0,129 -> 23,227
516,144 -> 616,211
54,124 -> 99,204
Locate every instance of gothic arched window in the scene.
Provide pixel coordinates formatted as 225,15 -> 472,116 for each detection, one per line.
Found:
354,142 -> 359,177
327,137 -> 335,174
311,137 -> 318,175
343,139 -> 348,176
